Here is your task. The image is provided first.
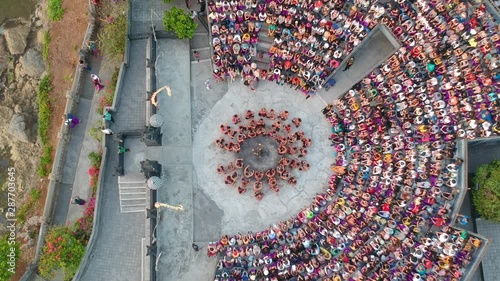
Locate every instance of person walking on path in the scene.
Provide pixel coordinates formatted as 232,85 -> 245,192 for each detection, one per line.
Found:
71,196 -> 86,205
192,243 -> 200,251
205,79 -> 212,90
91,74 -> 104,92
189,10 -> 198,19
101,127 -> 114,135
64,113 -> 80,128
343,57 -> 355,71
103,109 -> 115,123
118,145 -> 130,153
193,51 -> 200,62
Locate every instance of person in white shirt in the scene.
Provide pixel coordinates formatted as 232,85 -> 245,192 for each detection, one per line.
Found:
101,128 -> 113,135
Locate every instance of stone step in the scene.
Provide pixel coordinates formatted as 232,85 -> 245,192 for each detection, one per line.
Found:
121,204 -> 147,213
191,58 -> 212,64
257,41 -> 272,51
120,193 -> 147,200
119,188 -> 147,195
119,174 -> 146,183
258,32 -> 274,44
119,182 -> 147,189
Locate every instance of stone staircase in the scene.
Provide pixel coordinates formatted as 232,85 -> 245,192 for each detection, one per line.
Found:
255,24 -> 272,70
118,175 -> 147,213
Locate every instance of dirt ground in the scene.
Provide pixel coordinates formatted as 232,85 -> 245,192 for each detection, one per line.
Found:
10,0 -> 89,280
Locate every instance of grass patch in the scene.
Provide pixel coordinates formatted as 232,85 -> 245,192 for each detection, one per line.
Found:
17,188 -> 43,224
42,31 -> 51,61
64,74 -> 73,83
38,75 -> 52,145
37,75 -> 53,178
98,12 -> 127,63
48,0 -> 64,21
88,120 -> 104,141
7,70 -> 14,85
38,145 -> 53,177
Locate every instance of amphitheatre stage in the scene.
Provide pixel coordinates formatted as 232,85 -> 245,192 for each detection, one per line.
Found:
143,0 -> 500,280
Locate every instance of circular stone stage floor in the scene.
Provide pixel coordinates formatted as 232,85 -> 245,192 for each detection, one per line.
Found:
239,135 -> 280,172
192,82 -> 334,235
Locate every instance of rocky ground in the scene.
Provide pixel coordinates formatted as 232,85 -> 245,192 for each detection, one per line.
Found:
0,3 -> 46,215
0,0 -> 89,277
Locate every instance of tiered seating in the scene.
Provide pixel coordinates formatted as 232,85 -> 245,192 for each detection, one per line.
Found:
208,0 -> 499,279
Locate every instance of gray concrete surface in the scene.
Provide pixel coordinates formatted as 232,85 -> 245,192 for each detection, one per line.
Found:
317,27 -> 398,102
78,144 -> 144,281
77,40 -> 147,280
114,40 -> 147,132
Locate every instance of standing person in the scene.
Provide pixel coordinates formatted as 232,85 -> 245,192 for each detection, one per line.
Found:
71,196 -> 86,205
91,74 -> 104,92
343,57 -> 355,71
198,0 -> 206,15
192,243 -> 200,251
118,145 -> 130,153
101,127 -> 114,135
189,10 -> 198,19
79,59 -> 91,71
103,109 -> 115,123
193,50 -> 200,62
205,79 -> 212,90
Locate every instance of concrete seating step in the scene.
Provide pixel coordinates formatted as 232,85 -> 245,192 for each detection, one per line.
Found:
257,41 -> 272,51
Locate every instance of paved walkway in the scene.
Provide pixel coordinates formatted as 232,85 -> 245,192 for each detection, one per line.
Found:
53,54 -> 111,226
78,39 -> 147,280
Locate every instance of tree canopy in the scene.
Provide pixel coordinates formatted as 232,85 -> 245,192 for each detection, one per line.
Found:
163,7 -> 197,39
472,159 -> 500,222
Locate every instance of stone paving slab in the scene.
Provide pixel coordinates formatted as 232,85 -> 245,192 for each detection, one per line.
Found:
114,39 -> 147,132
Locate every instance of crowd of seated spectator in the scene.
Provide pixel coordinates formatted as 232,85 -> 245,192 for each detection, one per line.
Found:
208,0 -> 499,279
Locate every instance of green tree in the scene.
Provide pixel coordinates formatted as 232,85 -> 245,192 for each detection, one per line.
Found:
163,7 -> 198,39
472,159 -> 500,221
0,235 -> 20,281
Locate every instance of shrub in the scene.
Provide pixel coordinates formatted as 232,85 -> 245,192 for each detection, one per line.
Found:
163,7 -> 198,39
472,160 -> 500,222
98,13 -> 127,63
30,188 -> 42,201
48,0 -> 64,21
38,145 -> 53,177
88,151 -> 102,168
18,188 -> 43,224
42,31 -> 51,61
0,235 -> 20,281
73,197 -> 96,241
88,120 -> 104,141
38,226 -> 86,280
38,75 -> 53,146
97,92 -> 114,115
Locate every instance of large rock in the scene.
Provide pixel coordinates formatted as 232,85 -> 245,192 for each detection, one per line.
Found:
19,49 -> 45,77
8,114 -> 30,143
0,37 -> 8,76
4,25 -> 31,55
